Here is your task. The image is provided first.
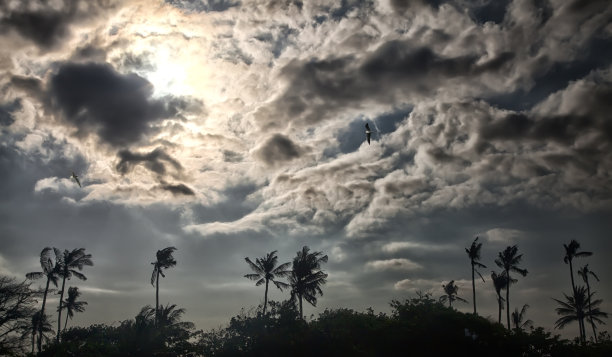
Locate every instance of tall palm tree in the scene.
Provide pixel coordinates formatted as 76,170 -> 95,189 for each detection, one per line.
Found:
59,287 -> 88,333
491,271 -> 510,324
577,264 -> 601,342
56,248 -> 93,342
26,247 -> 61,353
151,247 -> 177,326
465,237 -> 486,315
439,280 -> 467,308
553,286 -> 607,343
288,246 -> 328,319
511,304 -> 533,332
495,245 -> 528,330
244,250 -> 292,314
563,240 -> 592,292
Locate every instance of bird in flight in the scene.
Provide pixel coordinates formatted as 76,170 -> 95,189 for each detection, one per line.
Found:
71,172 -> 81,188
365,123 -> 371,145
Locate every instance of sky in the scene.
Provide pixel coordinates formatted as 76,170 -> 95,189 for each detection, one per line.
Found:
1,0 -> 611,338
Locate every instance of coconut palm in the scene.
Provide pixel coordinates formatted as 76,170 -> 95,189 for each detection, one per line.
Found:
563,240 -> 592,292
244,250 -> 292,314
553,286 -> 607,343
56,248 -> 93,342
288,246 -> 328,319
59,287 -> 88,333
577,264 -> 601,342
151,247 -> 177,326
26,247 -> 61,352
491,271 -> 510,324
495,245 -> 528,330
439,280 -> 467,308
465,237 -> 486,315
511,304 -> 533,332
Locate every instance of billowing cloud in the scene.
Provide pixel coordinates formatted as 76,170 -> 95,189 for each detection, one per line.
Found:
365,258 -> 423,271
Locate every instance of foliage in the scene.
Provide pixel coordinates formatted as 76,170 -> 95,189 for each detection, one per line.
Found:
0,276 -> 42,356
288,246 -> 328,319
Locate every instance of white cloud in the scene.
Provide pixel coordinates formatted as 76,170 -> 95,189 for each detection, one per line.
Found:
484,228 -> 525,244
365,258 -> 422,272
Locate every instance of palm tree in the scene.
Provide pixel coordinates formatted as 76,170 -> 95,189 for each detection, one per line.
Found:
553,286 -> 607,343
465,237 -> 486,315
59,287 -> 88,333
151,247 -> 177,326
577,264 -> 601,342
20,311 -> 53,355
491,271 -> 510,324
244,250 -> 292,314
439,280 -> 467,308
495,245 -> 528,330
563,240 -> 592,292
26,247 -> 61,353
56,248 -> 93,342
511,304 -> 533,332
155,303 -> 195,331
288,246 -> 328,319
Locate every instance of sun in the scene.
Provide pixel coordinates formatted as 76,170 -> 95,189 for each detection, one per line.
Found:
144,47 -> 192,98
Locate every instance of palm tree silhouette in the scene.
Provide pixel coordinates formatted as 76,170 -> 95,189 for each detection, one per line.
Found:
21,311 -> 54,355
577,264 -> 601,342
553,286 -> 607,343
59,286 -> 87,333
244,250 -> 291,314
288,246 -> 328,319
26,247 -> 61,353
151,247 -> 177,326
563,240 -> 592,292
491,271 -> 510,324
465,237 -> 486,315
511,304 -> 533,332
439,280 -> 467,308
495,245 -> 528,330
56,248 -> 93,342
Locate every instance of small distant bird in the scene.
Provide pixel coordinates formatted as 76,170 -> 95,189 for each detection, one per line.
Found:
365,123 -> 371,145
71,172 -> 81,188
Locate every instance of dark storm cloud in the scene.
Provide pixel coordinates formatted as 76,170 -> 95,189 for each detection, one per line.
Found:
10,76 -> 44,101
0,0 -> 112,49
258,40 -> 514,128
165,0 -> 240,13
254,133 -> 304,165
0,99 -> 21,127
159,183 -> 195,196
116,147 -> 184,178
49,62 -> 173,147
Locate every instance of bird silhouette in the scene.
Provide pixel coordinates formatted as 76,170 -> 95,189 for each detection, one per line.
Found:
71,172 -> 81,188
365,123 -> 371,145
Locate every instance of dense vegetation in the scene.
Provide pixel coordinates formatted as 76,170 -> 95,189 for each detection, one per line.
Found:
0,240 -> 608,356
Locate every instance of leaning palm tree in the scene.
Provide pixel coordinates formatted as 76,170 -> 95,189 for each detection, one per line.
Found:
511,304 -> 533,332
465,237 -> 486,315
495,245 -> 528,330
244,250 -> 292,314
59,286 -> 88,333
553,286 -> 607,343
56,248 -> 93,342
577,264 -> 601,342
563,240 -> 592,292
26,247 -> 61,353
439,280 -> 467,308
491,271 -> 510,324
288,246 -> 328,319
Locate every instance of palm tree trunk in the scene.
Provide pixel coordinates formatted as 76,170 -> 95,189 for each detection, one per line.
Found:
497,297 -> 502,324
31,331 -> 35,354
64,312 -> 69,333
471,262 -> 476,314
57,276 -> 67,342
155,269 -> 160,327
449,296 -> 452,308
569,260 -> 576,291
506,270 -> 510,330
38,277 -> 51,353
586,282 -> 598,343
263,279 -> 269,315
299,294 -> 303,319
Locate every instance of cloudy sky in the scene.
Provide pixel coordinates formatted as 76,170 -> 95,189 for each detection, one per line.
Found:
1,0 -> 611,337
